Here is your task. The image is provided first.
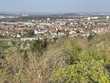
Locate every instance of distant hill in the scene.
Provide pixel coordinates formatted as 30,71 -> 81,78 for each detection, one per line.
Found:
0,12 -> 110,17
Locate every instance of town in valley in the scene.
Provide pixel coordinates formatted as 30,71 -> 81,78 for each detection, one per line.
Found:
0,13 -> 110,41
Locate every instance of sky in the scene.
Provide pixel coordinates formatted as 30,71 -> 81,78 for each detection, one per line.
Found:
0,0 -> 110,13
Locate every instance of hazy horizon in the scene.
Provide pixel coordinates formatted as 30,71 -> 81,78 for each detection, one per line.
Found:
0,0 -> 110,13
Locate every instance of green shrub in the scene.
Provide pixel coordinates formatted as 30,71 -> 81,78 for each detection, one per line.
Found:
50,40 -> 110,83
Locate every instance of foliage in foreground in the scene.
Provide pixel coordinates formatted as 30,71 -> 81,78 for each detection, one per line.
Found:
0,33 -> 110,83
51,47 -> 110,83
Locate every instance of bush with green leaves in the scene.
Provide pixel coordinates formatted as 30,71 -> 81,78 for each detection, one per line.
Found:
50,40 -> 110,83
